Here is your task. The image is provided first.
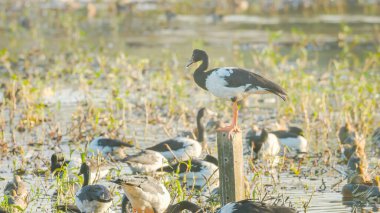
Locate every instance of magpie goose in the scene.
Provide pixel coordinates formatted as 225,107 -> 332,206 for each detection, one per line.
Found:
186,49 -> 287,139
75,163 -> 112,213
146,108 -> 208,162
88,137 -> 134,160
159,155 -> 219,190
271,126 -> 308,157
111,175 -> 171,213
246,127 -> 281,160
217,199 -> 297,213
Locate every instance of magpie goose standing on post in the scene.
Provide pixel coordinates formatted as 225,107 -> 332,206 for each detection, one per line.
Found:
146,108 -> 208,162
75,163 -> 112,213
186,49 -> 287,139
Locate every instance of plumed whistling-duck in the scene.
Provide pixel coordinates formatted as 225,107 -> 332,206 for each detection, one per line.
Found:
111,175 -> 171,213
4,175 -> 28,210
120,150 -> 168,174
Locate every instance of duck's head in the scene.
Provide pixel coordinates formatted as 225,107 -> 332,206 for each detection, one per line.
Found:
186,49 -> 207,67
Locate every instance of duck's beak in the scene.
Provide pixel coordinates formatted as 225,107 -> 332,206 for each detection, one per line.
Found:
186,58 -> 194,68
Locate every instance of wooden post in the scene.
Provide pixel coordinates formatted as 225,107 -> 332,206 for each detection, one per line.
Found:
217,131 -> 244,205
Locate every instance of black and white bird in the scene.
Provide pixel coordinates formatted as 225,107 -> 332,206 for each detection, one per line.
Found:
111,175 -> 171,213
159,155 -> 219,190
4,175 -> 28,210
271,126 -> 308,157
119,150 -> 168,174
146,108 -> 208,162
186,49 -> 287,138
217,199 -> 297,213
75,163 -> 112,213
88,137 -> 134,160
246,126 -> 281,160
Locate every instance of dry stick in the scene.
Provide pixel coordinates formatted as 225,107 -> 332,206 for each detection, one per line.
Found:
164,143 -> 180,163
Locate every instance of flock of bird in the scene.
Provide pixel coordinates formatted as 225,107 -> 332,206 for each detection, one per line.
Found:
1,49 -> 379,212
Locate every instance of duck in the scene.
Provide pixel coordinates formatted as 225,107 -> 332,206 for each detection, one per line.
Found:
111,175 -> 171,213
75,162 -> 112,213
271,126 -> 308,157
3,175 -> 28,211
346,137 -> 367,173
146,108 -> 208,162
159,155 -> 219,190
246,126 -> 281,160
119,150 -> 168,174
88,137 -> 134,160
338,122 -> 356,145
186,49 -> 287,139
216,199 -> 297,213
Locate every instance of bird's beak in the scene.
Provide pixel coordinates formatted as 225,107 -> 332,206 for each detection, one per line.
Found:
186,58 -> 194,68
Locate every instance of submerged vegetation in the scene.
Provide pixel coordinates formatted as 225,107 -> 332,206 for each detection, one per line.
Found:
0,0 -> 379,212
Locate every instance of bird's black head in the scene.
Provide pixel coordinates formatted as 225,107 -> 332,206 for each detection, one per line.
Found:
51,154 -> 58,165
78,163 -> 90,176
186,49 -> 207,67
288,126 -> 304,136
197,107 -> 206,118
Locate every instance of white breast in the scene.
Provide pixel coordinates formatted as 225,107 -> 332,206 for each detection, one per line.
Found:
260,133 -> 281,158
205,69 -> 247,99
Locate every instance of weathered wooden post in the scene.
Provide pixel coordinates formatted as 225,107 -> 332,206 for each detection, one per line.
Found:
217,131 -> 245,205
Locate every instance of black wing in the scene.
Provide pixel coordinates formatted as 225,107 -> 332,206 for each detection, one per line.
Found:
271,130 -> 298,139
97,138 -> 133,148
146,138 -> 186,152
216,68 -> 287,101
123,150 -> 162,165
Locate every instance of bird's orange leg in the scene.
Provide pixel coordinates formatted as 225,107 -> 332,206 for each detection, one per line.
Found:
217,101 -> 241,139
